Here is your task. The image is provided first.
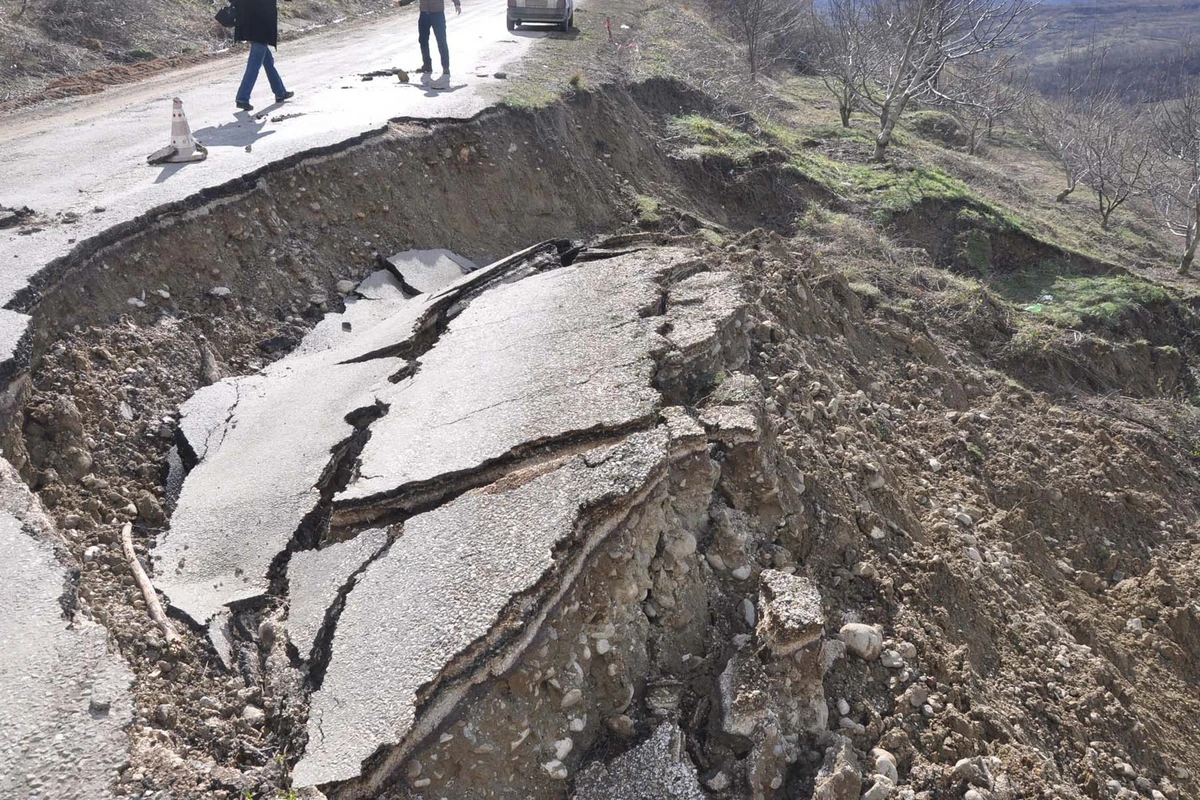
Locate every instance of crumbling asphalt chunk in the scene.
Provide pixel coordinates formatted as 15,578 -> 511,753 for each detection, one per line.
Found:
294,428 -> 675,790
0,204 -> 34,229
385,248 -> 478,295
756,569 -> 824,656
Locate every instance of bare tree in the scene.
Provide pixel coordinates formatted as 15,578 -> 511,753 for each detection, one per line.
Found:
811,0 -> 868,127
854,0 -> 1037,160
1151,71 -> 1200,274
943,54 -> 1030,153
1025,95 -> 1090,202
1076,100 -> 1151,230
712,0 -> 809,82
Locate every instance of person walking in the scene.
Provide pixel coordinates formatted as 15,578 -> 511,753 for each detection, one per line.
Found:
417,0 -> 461,90
234,0 -> 295,111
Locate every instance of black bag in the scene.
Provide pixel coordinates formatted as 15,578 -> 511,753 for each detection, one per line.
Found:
215,3 -> 237,27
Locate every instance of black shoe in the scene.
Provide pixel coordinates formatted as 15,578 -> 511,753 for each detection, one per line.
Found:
275,91 -> 294,102
236,100 -> 253,111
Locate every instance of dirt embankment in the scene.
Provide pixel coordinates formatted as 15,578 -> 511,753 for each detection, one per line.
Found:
9,80 -> 1200,800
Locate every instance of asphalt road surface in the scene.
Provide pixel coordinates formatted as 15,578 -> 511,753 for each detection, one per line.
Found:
0,1 -> 575,367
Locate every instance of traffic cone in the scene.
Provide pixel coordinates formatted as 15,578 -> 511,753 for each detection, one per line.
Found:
147,97 -> 208,165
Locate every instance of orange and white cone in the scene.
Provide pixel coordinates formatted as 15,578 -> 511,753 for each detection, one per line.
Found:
147,97 -> 208,165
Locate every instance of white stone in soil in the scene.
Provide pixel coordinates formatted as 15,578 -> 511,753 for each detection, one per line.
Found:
840,623 -> 883,661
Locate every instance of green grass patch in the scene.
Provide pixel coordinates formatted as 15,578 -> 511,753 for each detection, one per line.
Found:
991,265 -> 1171,329
668,115 -> 763,165
634,195 -> 662,223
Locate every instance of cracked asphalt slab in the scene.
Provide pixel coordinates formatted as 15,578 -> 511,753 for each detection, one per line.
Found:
154,246 -> 677,629
284,527 -> 389,661
294,427 -> 673,789
333,250 -> 669,509
145,242 -> 746,794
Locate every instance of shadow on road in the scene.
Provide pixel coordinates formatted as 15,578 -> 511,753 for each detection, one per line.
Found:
191,112 -> 277,148
153,163 -> 187,184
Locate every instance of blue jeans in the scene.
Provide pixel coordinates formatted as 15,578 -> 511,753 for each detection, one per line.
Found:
237,43 -> 287,104
419,11 -> 449,73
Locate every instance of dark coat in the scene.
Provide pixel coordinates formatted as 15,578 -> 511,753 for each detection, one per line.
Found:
234,0 -> 279,47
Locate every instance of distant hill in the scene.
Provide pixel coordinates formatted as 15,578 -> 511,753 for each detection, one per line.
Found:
1020,0 -> 1200,97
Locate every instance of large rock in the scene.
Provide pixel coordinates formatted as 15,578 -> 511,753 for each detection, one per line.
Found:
839,623 -> 883,662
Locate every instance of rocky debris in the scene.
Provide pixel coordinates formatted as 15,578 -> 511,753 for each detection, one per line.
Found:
385,248 -> 478,294
0,204 -> 35,228
284,528 -> 389,659
572,723 -> 707,800
756,569 -> 824,656
0,456 -> 132,799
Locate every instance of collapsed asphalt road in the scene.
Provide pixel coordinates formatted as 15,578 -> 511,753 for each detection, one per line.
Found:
155,238 -> 754,795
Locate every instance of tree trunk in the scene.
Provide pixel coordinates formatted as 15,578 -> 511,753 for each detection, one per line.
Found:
839,103 -> 851,128
873,115 -> 897,161
1180,220 -> 1199,275
1056,174 -> 1076,203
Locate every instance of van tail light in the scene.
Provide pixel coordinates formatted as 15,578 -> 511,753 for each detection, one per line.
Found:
557,0 -> 566,7
508,0 -> 517,6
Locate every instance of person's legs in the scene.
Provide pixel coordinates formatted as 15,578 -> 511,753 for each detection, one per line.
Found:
418,12 -> 433,72
261,46 -> 287,99
431,11 -> 449,74
236,42 -> 268,104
